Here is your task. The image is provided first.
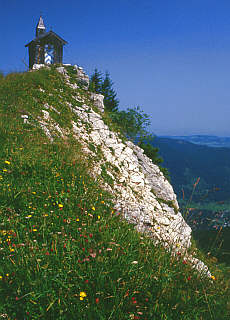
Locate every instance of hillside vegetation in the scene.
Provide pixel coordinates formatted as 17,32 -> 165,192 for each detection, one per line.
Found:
0,67 -> 230,319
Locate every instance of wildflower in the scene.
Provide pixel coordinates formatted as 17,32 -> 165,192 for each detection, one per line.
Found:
187,276 -> 191,281
98,215 -> 101,220
32,192 -> 36,195
3,169 -> 7,172
101,201 -> 104,204
95,298 -> 99,304
211,275 -> 216,280
92,206 -> 95,211
32,229 -> 37,232
79,291 -> 87,300
0,276 -> 2,280
0,175 -> 3,180
45,252 -> 50,256
58,204 -> 63,208
85,280 -> 89,284
26,215 -> 32,219
4,161 -> 11,165
76,218 -> 80,222
131,297 -> 137,304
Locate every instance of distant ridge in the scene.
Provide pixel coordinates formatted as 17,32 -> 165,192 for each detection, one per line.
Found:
160,135 -> 230,148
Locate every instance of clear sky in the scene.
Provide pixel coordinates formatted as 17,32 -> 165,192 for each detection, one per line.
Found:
1,0 -> 230,136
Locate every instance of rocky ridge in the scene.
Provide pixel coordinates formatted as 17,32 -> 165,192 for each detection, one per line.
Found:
23,64 -> 211,277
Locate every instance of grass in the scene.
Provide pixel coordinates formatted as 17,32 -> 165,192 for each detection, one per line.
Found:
0,67 -> 230,319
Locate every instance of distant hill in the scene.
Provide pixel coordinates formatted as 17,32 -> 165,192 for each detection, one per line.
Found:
152,137 -> 230,203
161,135 -> 230,148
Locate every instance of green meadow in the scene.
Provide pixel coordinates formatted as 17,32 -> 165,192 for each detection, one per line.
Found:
0,68 -> 230,319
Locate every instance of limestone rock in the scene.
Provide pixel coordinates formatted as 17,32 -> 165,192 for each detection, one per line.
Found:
90,93 -> 105,112
73,65 -> 89,88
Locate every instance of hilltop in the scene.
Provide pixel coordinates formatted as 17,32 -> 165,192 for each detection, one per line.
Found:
0,65 -> 229,319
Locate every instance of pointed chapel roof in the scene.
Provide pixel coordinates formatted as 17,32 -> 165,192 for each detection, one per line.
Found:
36,16 -> 46,30
25,30 -> 68,47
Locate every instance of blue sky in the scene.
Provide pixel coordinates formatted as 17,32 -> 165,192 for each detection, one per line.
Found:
1,0 -> 230,136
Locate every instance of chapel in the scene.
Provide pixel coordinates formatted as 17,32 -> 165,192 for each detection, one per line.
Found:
25,16 -> 67,69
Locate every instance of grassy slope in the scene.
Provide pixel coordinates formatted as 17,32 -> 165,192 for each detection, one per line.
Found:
0,68 -> 230,319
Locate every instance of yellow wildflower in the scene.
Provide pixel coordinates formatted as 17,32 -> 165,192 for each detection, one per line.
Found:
58,204 -> 63,208
0,276 -> 2,280
0,175 -> 3,180
92,206 -> 95,211
32,192 -> 36,195
3,169 -> 7,172
98,215 -> 101,220
79,291 -> 87,300
32,229 -> 37,232
211,275 -> 216,280
4,161 -> 11,165
76,218 -> 80,222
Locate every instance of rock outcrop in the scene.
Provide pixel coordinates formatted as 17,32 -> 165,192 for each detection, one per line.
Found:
24,64 -> 211,277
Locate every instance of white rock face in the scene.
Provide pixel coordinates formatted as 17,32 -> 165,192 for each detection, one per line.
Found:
90,93 -> 105,112
32,64 -> 46,70
32,64 -> 211,277
69,100 -> 192,251
73,65 -> 89,88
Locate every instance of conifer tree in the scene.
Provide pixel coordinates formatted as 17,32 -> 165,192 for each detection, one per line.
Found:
100,72 -> 119,112
89,68 -> 103,93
